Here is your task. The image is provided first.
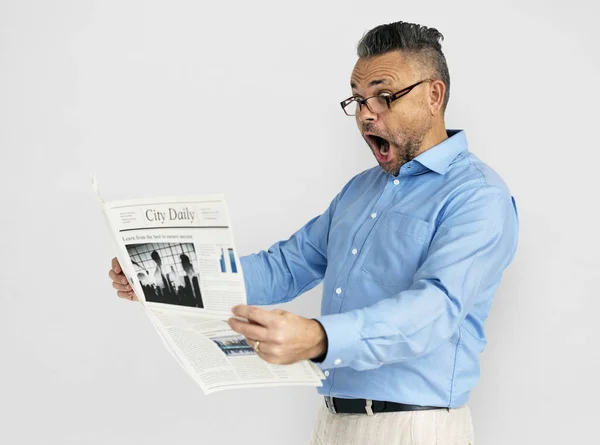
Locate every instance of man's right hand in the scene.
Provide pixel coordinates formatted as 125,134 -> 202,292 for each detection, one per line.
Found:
108,257 -> 138,302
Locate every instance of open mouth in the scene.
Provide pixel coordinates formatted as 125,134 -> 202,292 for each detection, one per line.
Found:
365,134 -> 392,162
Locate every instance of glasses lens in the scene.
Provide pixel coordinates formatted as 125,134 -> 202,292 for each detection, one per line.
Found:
342,96 -> 391,115
343,99 -> 359,116
367,96 -> 389,114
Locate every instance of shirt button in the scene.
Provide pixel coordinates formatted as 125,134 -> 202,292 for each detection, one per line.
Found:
324,370 -> 330,377
335,287 -> 342,295
393,179 -> 399,185
333,359 -> 342,366
351,248 -> 358,255
371,212 -> 377,219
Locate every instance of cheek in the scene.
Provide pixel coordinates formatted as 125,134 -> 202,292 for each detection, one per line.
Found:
381,114 -> 408,136
407,98 -> 432,123
387,107 -> 423,133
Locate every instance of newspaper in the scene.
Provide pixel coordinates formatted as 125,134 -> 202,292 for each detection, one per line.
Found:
94,180 -> 325,394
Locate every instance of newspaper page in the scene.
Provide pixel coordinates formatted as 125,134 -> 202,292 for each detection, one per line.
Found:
96,189 -> 325,394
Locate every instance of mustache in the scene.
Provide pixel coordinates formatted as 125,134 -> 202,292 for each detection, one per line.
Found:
362,123 -> 388,140
362,122 -> 374,134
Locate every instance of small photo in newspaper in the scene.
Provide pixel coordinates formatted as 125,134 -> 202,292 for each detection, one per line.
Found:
126,242 -> 204,308
211,334 -> 256,357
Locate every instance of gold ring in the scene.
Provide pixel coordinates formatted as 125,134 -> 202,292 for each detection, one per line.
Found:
253,340 -> 260,352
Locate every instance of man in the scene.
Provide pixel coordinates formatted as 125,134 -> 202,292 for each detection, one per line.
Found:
109,21 -> 518,444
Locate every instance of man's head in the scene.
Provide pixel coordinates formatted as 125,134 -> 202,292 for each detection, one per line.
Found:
347,21 -> 450,175
180,253 -> 192,273
151,250 -> 162,266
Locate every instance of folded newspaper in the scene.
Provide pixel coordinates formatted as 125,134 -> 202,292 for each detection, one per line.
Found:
94,180 -> 325,394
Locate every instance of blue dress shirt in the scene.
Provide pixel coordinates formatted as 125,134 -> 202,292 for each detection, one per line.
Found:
240,129 -> 519,408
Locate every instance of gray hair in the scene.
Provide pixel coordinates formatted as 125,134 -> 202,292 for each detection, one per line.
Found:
357,21 -> 450,113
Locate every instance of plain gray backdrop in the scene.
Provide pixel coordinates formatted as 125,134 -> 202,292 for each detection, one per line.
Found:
1,0 -> 598,443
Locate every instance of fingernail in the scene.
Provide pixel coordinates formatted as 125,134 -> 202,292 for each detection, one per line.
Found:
122,279 -> 127,284
126,285 -> 131,290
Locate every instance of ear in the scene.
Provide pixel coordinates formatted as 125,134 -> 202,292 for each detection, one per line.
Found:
428,80 -> 446,115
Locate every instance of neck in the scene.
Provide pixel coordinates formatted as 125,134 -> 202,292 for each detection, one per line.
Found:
417,121 -> 448,156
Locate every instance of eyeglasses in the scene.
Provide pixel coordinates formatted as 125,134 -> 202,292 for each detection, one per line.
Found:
340,79 -> 433,116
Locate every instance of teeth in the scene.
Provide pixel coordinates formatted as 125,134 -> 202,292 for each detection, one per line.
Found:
379,139 -> 389,156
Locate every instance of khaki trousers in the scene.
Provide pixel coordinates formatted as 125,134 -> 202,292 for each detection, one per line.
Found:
309,402 -> 474,445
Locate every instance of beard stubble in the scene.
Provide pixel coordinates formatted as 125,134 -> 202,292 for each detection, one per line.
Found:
362,122 -> 428,176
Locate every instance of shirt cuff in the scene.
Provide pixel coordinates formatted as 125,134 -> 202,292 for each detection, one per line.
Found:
314,311 -> 362,370
309,319 -> 328,363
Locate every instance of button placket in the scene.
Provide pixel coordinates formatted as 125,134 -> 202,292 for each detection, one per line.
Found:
331,175 -> 401,315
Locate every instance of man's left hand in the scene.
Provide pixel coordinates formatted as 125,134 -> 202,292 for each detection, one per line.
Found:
227,305 -> 327,365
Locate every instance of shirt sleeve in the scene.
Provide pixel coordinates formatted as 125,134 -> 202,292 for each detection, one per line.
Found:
240,178 -> 356,306
316,185 -> 520,371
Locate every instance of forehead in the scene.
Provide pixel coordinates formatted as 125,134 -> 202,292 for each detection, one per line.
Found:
351,51 -> 414,90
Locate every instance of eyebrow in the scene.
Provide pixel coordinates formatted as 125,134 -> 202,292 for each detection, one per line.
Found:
351,78 -> 393,90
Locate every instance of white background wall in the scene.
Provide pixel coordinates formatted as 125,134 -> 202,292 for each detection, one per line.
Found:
1,1 -> 598,443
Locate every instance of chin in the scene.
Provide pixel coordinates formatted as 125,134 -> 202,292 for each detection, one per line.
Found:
376,154 -> 401,174
378,161 -> 400,176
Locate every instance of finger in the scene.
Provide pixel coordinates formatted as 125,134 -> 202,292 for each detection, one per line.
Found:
108,269 -> 129,285
111,257 -> 122,274
244,337 -> 259,351
244,337 -> 270,359
249,341 -> 277,357
117,291 -> 138,301
232,305 -> 276,327
116,290 -> 131,299
112,281 -> 132,292
227,317 -> 268,340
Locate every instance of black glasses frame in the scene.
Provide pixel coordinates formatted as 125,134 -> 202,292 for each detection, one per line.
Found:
340,79 -> 433,116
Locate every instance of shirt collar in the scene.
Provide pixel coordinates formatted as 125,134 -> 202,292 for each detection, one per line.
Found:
412,129 -> 468,175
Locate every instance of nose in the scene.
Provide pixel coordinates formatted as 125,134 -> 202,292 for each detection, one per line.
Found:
357,102 -> 377,122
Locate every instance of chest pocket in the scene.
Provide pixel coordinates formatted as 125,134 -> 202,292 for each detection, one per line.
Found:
361,212 -> 433,288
